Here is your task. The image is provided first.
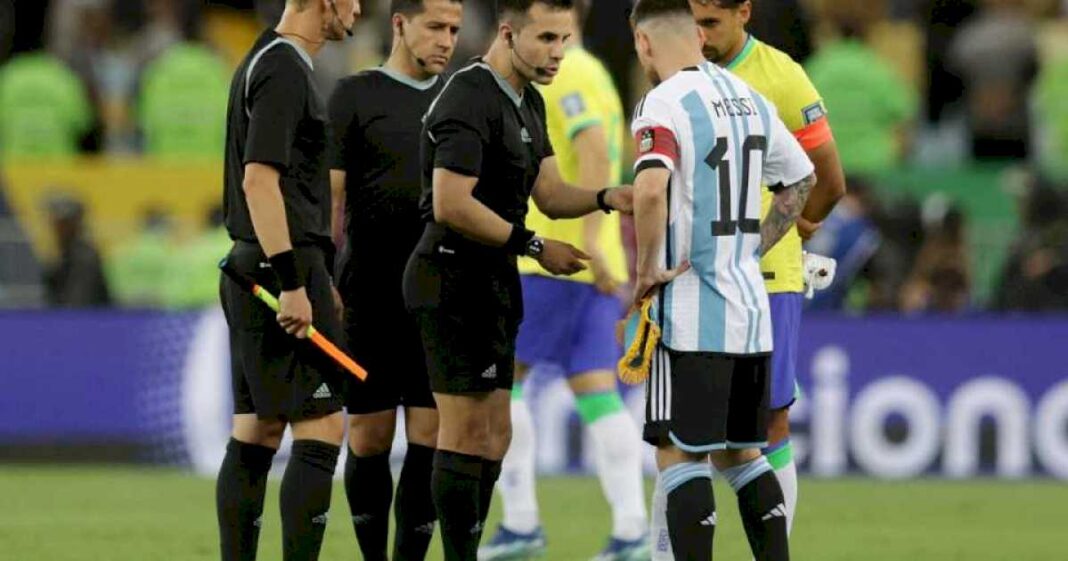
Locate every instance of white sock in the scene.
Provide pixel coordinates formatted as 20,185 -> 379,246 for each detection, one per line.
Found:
776,459 -> 798,535
650,472 -> 674,560
498,397 -> 539,533
589,411 -> 648,541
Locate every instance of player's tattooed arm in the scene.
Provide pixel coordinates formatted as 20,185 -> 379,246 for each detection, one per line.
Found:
759,172 -> 816,256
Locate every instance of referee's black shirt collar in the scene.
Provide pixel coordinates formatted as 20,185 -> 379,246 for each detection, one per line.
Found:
469,56 -> 524,108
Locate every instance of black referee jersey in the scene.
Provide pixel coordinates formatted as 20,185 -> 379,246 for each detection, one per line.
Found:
414,57 -> 555,258
223,29 -> 332,251
329,67 -> 444,295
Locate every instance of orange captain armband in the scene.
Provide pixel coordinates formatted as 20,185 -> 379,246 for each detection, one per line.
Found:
793,118 -> 833,152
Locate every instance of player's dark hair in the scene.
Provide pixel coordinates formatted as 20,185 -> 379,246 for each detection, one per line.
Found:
496,0 -> 574,22
391,0 -> 464,18
630,0 -> 694,26
698,0 -> 749,9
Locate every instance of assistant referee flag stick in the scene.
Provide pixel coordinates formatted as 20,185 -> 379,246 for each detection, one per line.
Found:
220,259 -> 368,381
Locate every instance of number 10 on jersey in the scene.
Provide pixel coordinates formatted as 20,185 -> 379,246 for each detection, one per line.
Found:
705,135 -> 766,237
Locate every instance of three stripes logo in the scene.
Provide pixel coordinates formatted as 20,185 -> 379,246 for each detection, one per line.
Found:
761,503 -> 787,522
312,383 -> 332,399
699,513 -> 718,527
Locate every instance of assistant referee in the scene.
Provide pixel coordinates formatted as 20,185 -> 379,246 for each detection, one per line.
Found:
216,2 -> 359,561
402,1 -> 631,558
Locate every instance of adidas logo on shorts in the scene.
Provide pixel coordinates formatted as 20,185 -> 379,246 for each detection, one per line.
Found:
699,513 -> 718,527
312,383 -> 333,399
312,513 -> 329,525
481,364 -> 497,379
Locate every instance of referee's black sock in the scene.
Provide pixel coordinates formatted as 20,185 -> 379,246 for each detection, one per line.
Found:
663,462 -> 715,561
432,450 -> 484,561
280,439 -> 340,561
344,447 -> 392,561
478,458 -> 503,526
217,438 -> 276,561
727,457 -> 789,561
393,444 -> 436,561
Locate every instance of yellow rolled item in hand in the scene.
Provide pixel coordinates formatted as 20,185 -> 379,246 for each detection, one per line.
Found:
617,298 -> 661,385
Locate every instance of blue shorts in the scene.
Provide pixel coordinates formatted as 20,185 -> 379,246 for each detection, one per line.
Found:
515,275 -> 624,377
769,292 -> 803,410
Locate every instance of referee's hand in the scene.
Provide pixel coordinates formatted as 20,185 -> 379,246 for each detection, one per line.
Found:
278,288 -> 313,339
538,239 -> 591,276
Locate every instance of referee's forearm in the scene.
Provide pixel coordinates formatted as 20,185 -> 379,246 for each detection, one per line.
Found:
244,171 -> 294,258
437,196 -> 516,248
540,185 -> 601,219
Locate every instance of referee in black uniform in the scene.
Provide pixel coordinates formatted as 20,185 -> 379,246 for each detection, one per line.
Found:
216,2 -> 359,561
403,1 -> 632,558
327,1 -> 463,560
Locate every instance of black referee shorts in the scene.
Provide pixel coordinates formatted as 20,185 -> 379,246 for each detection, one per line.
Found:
402,246 -> 522,395
220,241 -> 344,421
342,293 -> 436,414
643,345 -> 771,453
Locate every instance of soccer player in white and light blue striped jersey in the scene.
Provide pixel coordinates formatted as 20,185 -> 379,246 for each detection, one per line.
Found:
627,0 -> 816,559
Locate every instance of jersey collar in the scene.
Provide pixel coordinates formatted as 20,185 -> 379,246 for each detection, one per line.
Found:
372,66 -> 440,91
272,33 -> 315,70
476,58 -> 524,108
724,34 -> 755,71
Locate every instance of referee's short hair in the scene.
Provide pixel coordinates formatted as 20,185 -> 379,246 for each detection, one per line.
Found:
497,0 -> 574,23
630,0 -> 694,26
391,0 -> 464,17
702,0 -> 749,8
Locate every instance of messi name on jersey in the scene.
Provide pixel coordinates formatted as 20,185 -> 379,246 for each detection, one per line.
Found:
710,96 -> 758,119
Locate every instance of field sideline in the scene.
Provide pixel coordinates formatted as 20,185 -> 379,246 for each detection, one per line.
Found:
0,466 -> 1063,560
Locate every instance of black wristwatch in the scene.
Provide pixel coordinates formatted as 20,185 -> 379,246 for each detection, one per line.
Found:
596,188 -> 613,214
525,236 -> 545,258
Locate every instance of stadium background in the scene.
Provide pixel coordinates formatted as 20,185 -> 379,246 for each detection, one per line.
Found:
2,0 -> 1068,559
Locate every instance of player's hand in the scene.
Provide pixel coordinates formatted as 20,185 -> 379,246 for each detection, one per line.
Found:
538,239 -> 590,276
331,284 -> 344,323
632,261 -> 691,308
278,287 -> 313,339
588,249 -> 620,295
604,185 -> 634,214
802,252 -> 837,299
796,217 -> 822,240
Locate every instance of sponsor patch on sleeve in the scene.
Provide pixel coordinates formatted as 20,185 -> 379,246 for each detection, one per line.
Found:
802,101 -> 827,125
560,93 -> 586,118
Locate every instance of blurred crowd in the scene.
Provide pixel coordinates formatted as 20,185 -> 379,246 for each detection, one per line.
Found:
1,0 -> 1067,312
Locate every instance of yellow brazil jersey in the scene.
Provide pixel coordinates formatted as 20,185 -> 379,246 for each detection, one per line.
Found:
727,36 -> 833,293
518,46 -> 628,284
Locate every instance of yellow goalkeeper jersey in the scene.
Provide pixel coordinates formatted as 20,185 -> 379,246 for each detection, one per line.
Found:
727,35 -> 834,293
518,46 -> 628,285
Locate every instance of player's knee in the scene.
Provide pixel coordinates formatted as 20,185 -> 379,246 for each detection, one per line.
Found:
348,417 -> 395,456
292,411 -> 345,445
488,420 -> 512,459
656,445 -> 706,471
439,412 -> 489,453
710,448 -> 762,471
767,408 -> 791,446
405,410 -> 439,448
232,416 -> 286,448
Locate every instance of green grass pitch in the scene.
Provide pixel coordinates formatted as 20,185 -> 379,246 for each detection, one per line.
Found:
0,466 -> 1063,560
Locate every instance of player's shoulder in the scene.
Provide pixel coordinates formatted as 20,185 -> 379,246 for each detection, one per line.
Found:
250,40 -> 310,79
446,59 -> 494,91
333,70 -> 382,95
751,40 -> 807,75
